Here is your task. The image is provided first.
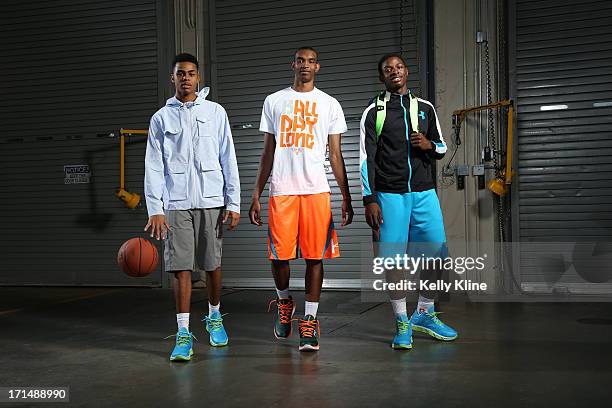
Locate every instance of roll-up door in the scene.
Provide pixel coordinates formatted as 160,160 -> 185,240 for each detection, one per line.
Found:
211,0 -> 430,287
514,0 -> 612,287
0,0 -> 170,285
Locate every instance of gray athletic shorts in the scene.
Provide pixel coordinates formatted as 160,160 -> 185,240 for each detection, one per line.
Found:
164,208 -> 223,274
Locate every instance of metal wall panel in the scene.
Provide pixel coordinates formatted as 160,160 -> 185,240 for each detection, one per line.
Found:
515,0 -> 612,283
210,0 -> 429,286
0,0 -> 167,285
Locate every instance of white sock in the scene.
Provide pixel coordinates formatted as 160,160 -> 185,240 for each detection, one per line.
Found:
276,287 -> 290,299
417,295 -> 435,313
390,298 -> 407,318
304,301 -> 319,318
176,313 -> 190,331
208,302 -> 220,317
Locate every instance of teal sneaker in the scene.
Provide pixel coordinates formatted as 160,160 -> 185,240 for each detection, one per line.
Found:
391,314 -> 413,350
298,315 -> 320,351
411,306 -> 458,341
203,311 -> 228,347
168,327 -> 194,361
268,297 -> 295,339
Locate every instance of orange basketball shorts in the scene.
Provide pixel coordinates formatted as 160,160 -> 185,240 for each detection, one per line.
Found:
267,192 -> 339,260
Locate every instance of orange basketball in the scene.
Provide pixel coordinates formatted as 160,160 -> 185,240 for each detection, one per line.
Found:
117,237 -> 159,277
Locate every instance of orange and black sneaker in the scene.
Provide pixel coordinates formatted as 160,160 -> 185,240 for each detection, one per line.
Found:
268,297 -> 295,339
298,315 -> 320,351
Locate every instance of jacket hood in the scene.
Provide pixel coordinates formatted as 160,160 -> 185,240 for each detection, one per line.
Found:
165,87 -> 210,107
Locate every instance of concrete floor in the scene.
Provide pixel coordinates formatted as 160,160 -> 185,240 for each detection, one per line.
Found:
1,287 -> 612,408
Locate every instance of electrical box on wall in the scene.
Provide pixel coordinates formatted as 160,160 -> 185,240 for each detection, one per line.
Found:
472,165 -> 485,189
456,165 -> 469,190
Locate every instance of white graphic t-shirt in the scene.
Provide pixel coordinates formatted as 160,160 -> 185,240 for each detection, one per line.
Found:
259,87 -> 347,196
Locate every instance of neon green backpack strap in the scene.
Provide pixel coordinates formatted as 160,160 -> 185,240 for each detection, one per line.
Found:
375,91 -> 390,138
408,91 -> 419,133
376,91 -> 419,138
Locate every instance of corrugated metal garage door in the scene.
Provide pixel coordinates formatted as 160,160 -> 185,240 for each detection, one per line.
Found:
211,0 -> 430,287
0,0 -> 169,285
515,0 -> 612,286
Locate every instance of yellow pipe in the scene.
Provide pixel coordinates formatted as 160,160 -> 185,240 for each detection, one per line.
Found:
119,133 -> 125,190
452,99 -> 513,120
120,129 -> 149,135
505,105 -> 513,185
115,128 -> 148,209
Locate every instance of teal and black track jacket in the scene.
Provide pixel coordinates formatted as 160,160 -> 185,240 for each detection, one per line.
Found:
359,92 -> 447,206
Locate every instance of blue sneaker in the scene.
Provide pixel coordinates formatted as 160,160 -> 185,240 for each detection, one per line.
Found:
168,327 -> 194,361
392,314 -> 413,350
411,306 -> 458,341
203,311 -> 228,347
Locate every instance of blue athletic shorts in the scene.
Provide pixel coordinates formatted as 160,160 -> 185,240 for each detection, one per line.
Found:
375,189 -> 448,258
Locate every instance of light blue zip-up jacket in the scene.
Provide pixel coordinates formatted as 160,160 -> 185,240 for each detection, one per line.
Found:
144,88 -> 240,216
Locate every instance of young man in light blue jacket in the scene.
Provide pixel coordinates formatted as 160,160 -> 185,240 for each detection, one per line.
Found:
144,53 -> 240,361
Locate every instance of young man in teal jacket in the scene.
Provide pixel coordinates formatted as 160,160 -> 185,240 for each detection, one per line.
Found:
360,53 -> 457,350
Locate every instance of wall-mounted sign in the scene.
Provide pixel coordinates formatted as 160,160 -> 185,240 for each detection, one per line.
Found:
64,165 -> 91,184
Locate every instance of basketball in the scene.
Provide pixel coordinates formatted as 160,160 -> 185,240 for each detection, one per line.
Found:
117,237 -> 159,277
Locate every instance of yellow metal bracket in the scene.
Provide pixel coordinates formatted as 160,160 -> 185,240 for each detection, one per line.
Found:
115,128 -> 148,209
452,100 -> 514,196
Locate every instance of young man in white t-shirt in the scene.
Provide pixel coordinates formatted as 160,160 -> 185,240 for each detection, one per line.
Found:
249,47 -> 353,351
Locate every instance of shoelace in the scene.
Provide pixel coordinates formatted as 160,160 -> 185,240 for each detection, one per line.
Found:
202,313 -> 228,332
268,299 -> 294,324
296,318 -> 319,338
164,332 -> 198,345
396,320 -> 410,334
426,311 -> 445,326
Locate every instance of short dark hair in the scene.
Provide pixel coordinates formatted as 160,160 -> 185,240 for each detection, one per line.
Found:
172,53 -> 199,70
377,53 -> 407,76
294,46 -> 319,60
